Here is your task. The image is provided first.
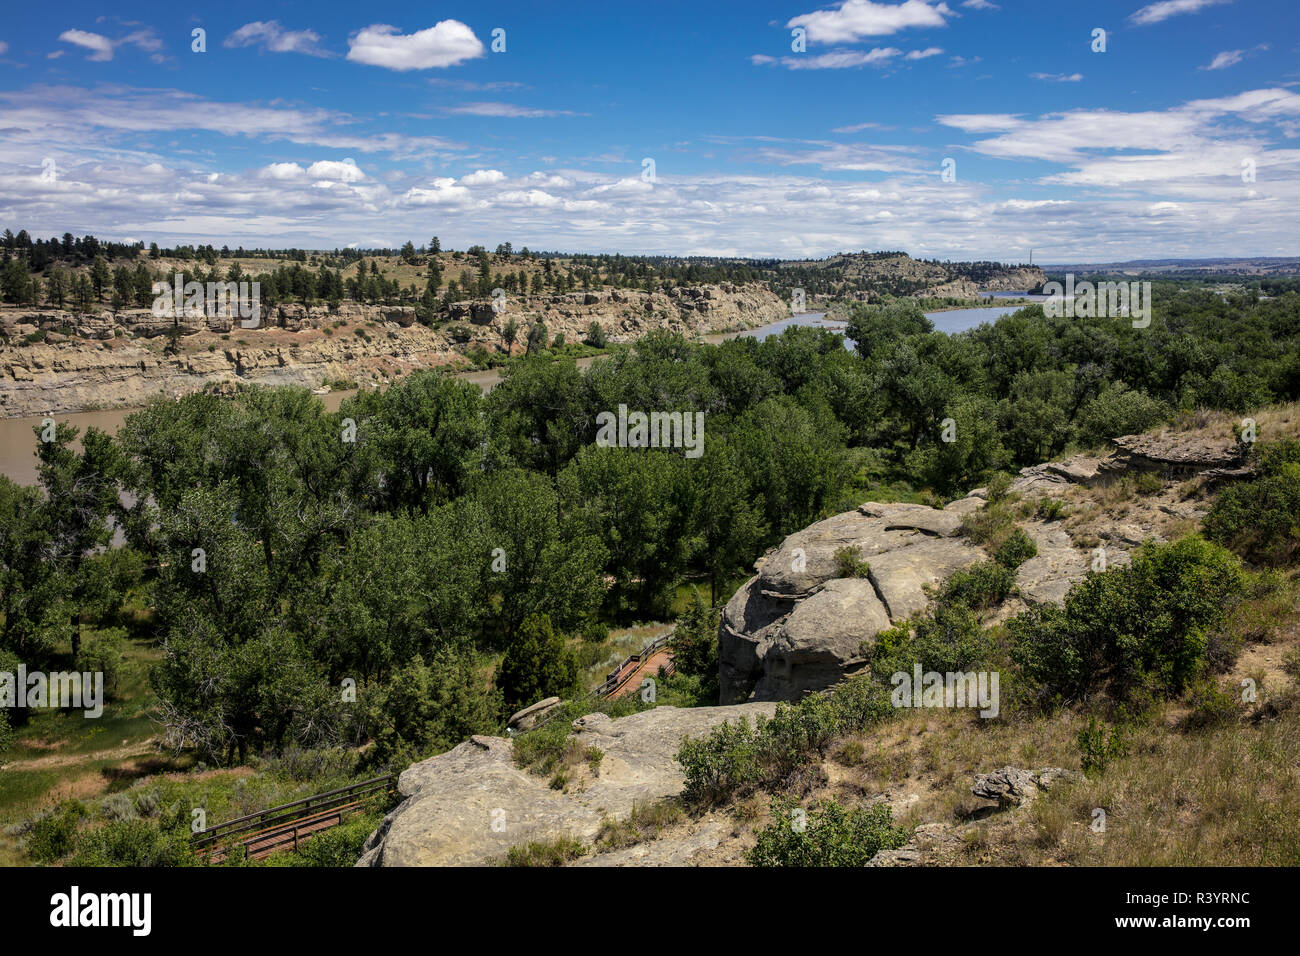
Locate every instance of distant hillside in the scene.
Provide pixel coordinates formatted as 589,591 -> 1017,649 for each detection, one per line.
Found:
774,251 -> 1044,301
1043,256 -> 1300,277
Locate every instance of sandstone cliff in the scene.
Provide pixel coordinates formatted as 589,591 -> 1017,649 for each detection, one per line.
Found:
0,282 -> 787,418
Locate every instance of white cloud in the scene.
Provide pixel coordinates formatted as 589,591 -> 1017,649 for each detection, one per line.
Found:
448,102 -> 576,118
459,169 -> 506,185
403,177 -> 471,205
0,41 -> 9,56
962,0 -> 999,9
58,29 -> 115,61
1129,0 -> 1231,26
307,159 -> 365,182
225,21 -> 329,57
346,21 -> 484,71
787,0 -> 954,44
57,28 -> 163,62
906,47 -> 945,59
753,47 -> 903,70
260,162 -> 307,180
1204,49 -> 1244,70
1030,72 -> 1084,82
497,189 -> 561,207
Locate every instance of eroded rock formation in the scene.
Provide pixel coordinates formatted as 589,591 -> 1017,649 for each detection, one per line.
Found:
357,703 -> 776,867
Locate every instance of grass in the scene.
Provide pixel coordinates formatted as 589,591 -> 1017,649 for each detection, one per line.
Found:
595,799 -> 685,851
501,836 -> 587,866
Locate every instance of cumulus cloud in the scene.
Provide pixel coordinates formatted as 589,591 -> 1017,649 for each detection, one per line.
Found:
346,21 -> 484,71
260,162 -> 306,180
787,0 -> 954,45
1030,72 -> 1084,82
225,21 -> 330,57
306,159 -> 365,182
1129,0 -> 1231,26
906,47 -> 945,59
403,177 -> 471,205
459,169 -> 506,185
962,0 -> 999,9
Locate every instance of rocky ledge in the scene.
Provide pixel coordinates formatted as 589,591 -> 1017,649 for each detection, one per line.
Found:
357,703 -> 775,867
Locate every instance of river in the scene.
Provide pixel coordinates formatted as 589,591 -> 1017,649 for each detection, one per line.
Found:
0,302 -> 1032,486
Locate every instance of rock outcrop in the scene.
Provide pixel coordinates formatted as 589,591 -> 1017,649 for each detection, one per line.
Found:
357,703 -> 776,867
719,499 -> 989,703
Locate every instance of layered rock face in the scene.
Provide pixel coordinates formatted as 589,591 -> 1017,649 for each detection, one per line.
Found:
719,500 -> 991,703
0,282 -> 787,418
358,703 -> 775,867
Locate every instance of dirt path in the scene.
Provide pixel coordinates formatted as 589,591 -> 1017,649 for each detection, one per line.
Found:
0,738 -> 159,772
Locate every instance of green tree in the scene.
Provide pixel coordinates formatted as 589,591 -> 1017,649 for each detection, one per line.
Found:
497,613 -> 578,708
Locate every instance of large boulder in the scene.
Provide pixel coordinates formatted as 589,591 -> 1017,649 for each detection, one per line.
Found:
720,501 -> 988,703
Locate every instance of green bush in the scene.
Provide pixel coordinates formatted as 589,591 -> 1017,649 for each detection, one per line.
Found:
994,527 -> 1038,570
939,561 -> 1017,610
833,544 -> 872,579
1204,443 -> 1300,565
68,819 -> 196,867
367,651 -> 501,770
1182,677 -> 1244,731
677,677 -> 892,805
868,601 -> 997,680
1076,716 -> 1129,775
26,801 -> 89,863
747,798 -> 909,867
1011,536 -> 1246,708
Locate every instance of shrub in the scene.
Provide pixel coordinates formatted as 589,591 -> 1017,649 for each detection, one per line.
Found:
985,472 -> 1013,504
1204,446 -> 1300,565
747,799 -> 909,867
581,621 -> 610,644
367,652 -> 502,770
868,601 -> 997,681
833,544 -> 872,579
68,819 -> 196,867
994,527 -> 1038,570
1076,717 -> 1129,775
671,591 -> 720,703
938,561 -> 1017,611
1036,497 -> 1068,522
26,801 -> 89,863
1182,677 -> 1243,731
677,677 -> 892,805
1011,536 -> 1245,707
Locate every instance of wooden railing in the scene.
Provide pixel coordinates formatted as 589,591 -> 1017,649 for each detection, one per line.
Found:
191,774 -> 396,863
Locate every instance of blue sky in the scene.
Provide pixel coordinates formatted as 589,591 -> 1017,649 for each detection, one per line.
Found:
0,0 -> 1297,260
